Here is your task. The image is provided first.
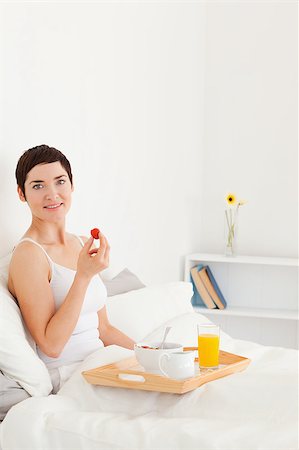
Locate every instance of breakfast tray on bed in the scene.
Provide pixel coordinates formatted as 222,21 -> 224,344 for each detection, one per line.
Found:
82,348 -> 251,394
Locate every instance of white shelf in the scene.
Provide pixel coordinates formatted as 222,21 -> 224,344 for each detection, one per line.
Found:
187,253 -> 298,267
185,252 -> 298,348
193,306 -> 298,321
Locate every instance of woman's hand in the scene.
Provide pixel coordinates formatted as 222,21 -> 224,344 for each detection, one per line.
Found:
77,233 -> 110,280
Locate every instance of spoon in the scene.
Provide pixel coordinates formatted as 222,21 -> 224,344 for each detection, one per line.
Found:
160,326 -> 172,349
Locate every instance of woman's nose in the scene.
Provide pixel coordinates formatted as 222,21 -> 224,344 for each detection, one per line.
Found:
45,186 -> 59,200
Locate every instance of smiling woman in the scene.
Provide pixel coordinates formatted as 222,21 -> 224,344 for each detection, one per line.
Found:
8,145 -> 135,384
18,161 -> 73,223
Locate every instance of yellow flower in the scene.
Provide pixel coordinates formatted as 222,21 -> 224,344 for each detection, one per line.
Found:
238,200 -> 246,206
226,193 -> 236,205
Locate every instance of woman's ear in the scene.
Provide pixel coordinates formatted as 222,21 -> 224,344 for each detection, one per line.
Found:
17,186 -> 26,202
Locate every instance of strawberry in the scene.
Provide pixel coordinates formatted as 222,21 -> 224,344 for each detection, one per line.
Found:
90,228 -> 100,239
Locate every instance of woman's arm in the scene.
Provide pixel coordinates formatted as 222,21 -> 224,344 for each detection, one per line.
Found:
9,235 -> 110,357
98,307 -> 135,350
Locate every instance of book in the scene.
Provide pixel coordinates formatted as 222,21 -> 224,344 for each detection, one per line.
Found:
190,265 -> 217,309
198,266 -> 227,310
190,264 -> 205,307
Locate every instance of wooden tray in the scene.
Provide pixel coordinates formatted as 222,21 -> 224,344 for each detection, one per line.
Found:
82,348 -> 251,394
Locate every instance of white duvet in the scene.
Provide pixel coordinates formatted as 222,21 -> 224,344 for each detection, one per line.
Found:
1,312 -> 298,450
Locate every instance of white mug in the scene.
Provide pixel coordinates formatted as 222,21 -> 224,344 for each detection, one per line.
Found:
158,351 -> 195,380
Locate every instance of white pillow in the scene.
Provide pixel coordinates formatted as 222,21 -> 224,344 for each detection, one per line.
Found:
106,281 -> 194,342
104,268 -> 145,296
0,254 -> 53,397
0,253 -> 12,286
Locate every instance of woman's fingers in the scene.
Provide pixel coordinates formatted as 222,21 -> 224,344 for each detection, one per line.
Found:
98,232 -> 107,254
83,236 -> 94,252
77,233 -> 110,277
104,239 -> 110,262
87,233 -> 110,269
97,234 -> 110,268
88,233 -> 106,255
88,248 -> 98,255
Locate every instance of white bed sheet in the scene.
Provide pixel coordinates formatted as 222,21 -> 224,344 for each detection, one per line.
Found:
1,312 -> 298,450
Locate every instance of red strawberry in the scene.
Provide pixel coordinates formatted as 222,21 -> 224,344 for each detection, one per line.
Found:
90,228 -> 100,239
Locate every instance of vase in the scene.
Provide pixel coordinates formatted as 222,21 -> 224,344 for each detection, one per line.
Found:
225,242 -> 234,256
224,208 -> 237,256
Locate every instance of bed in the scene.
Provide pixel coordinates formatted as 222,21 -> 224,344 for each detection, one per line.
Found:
0,260 -> 298,450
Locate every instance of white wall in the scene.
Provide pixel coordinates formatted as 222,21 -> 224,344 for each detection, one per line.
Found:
200,1 -> 298,258
0,2 -> 206,283
0,1 -> 297,286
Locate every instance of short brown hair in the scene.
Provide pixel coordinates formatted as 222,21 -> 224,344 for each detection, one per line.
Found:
16,145 -> 73,198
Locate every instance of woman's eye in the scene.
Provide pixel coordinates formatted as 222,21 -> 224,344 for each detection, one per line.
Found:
57,179 -> 66,185
32,184 -> 43,190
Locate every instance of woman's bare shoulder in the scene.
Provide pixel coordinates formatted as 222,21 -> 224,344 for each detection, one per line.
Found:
10,240 -> 46,263
9,241 -> 51,288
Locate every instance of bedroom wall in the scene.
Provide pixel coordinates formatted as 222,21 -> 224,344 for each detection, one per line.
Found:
0,1 -> 297,287
0,2 -> 206,283
200,1 -> 298,258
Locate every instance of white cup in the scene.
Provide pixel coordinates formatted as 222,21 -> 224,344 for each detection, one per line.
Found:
158,351 -> 195,380
134,342 -> 183,372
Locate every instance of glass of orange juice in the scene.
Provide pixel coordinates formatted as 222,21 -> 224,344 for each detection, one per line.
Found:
197,323 -> 220,369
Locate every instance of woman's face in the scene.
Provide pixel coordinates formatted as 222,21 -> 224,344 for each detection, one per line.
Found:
18,161 -> 73,222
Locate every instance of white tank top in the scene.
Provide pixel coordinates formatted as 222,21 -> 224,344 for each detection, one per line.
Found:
17,236 -> 107,369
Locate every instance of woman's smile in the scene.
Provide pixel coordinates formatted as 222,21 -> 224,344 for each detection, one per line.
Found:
43,202 -> 64,210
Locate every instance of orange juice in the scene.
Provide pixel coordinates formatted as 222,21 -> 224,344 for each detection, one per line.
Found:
198,333 -> 220,368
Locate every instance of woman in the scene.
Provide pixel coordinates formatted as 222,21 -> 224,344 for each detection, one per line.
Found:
8,144 -> 135,372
